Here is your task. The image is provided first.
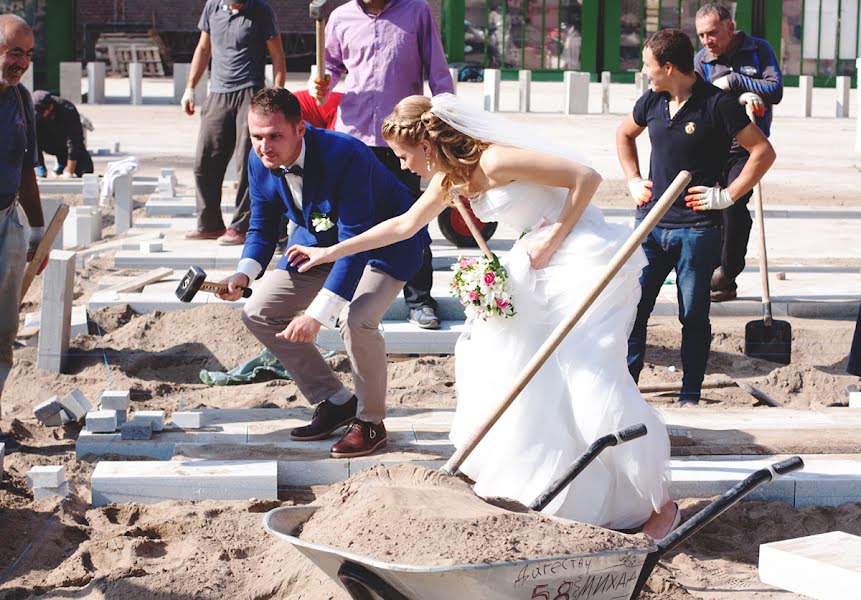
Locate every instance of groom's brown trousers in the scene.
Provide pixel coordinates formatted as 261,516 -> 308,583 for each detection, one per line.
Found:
242,264 -> 404,423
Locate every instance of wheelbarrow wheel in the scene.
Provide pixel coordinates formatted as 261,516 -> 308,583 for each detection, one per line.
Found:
437,200 -> 497,248
338,561 -> 411,600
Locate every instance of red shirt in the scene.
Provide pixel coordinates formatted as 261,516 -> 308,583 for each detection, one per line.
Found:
294,89 -> 343,130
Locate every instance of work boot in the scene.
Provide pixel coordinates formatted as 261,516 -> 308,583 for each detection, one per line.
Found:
290,396 -> 357,441
710,288 -> 737,302
330,419 -> 387,458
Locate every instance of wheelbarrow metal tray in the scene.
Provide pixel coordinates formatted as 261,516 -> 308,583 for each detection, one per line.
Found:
264,505 -> 655,600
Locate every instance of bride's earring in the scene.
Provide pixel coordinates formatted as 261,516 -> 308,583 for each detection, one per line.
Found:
425,155 -> 433,173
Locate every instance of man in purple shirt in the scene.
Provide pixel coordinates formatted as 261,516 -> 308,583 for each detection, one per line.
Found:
311,0 -> 453,330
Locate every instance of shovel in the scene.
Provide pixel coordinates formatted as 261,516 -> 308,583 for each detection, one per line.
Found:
442,170 -> 692,475
743,110 -> 791,364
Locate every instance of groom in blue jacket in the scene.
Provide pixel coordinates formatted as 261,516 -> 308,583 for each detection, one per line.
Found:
219,88 -> 429,458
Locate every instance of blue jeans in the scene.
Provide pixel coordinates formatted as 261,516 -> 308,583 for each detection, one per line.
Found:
0,202 -> 27,398
627,223 -> 721,404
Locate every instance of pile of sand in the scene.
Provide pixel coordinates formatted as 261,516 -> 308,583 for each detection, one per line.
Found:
299,464 -> 650,566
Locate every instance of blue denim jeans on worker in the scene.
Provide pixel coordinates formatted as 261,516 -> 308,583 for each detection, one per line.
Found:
627,223 -> 721,404
0,202 -> 27,398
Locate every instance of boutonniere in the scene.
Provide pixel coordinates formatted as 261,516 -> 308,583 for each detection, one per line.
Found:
310,212 -> 335,232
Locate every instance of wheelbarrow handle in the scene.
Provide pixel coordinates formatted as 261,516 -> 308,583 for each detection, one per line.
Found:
529,423 -> 648,512
628,456 -> 805,599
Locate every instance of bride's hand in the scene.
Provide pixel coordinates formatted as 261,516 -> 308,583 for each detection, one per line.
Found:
285,244 -> 332,273
526,237 -> 559,270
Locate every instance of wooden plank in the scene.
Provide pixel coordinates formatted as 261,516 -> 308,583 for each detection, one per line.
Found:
102,268 -> 174,294
20,203 -> 69,300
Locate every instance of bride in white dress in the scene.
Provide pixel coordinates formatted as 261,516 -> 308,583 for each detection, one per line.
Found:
286,93 -> 677,537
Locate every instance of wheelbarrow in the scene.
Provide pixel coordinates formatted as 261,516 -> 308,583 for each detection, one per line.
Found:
264,440 -> 804,600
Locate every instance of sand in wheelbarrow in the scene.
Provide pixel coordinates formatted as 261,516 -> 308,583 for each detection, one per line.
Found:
299,464 -> 651,566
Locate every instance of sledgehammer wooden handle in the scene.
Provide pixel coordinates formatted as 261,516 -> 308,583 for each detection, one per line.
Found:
202,281 -> 252,298
441,170 -> 692,477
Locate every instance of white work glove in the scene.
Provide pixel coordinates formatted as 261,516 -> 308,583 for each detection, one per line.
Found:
738,92 -> 766,118
711,75 -> 731,91
180,87 -> 195,115
307,71 -> 331,104
685,185 -> 734,211
627,177 -> 653,206
27,225 -> 44,254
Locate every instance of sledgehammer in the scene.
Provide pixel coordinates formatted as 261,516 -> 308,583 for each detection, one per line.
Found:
175,265 -> 252,302
310,0 -> 331,106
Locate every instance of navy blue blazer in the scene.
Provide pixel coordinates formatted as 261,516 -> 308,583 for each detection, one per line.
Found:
242,125 -> 430,301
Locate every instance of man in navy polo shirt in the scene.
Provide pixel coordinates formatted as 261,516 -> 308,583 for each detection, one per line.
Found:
616,28 -> 775,405
695,3 -> 783,302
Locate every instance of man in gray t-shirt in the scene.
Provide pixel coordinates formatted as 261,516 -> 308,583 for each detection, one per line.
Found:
182,0 -> 285,246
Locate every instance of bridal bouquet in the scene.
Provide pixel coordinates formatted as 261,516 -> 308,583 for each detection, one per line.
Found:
450,254 -> 515,320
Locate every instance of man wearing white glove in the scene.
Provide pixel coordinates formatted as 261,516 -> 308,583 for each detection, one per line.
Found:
0,16 -> 46,403
617,28 -> 774,406
183,0 -> 286,247
695,3 -> 783,301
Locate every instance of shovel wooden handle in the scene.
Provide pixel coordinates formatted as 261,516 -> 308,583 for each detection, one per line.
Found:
747,108 -> 773,327
441,170 -> 692,476
451,195 -> 494,261
20,203 -> 69,301
315,20 -> 326,106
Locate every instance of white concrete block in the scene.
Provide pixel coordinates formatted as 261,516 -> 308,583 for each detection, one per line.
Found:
87,62 -> 105,104
59,388 -> 91,421
37,250 -> 77,373
849,391 -> 861,408
171,412 -> 203,429
34,481 -> 70,501
27,465 -> 65,488
836,76 -> 850,118
759,531 -> 861,600
25,305 -> 88,340
81,174 -> 100,207
157,175 -> 175,198
483,68 -> 500,112
132,410 -> 165,432
129,62 -> 143,105
449,67 -> 458,94
114,174 -> 133,235
264,63 -> 273,86
139,241 -> 163,253
64,207 -> 95,249
563,71 -> 589,115
59,62 -> 81,105
90,460 -> 278,506
601,71 -> 611,113
634,72 -> 650,96
518,69 -> 531,112
800,75 -> 813,117
85,410 -> 118,433
41,198 -> 65,250
100,390 -> 130,411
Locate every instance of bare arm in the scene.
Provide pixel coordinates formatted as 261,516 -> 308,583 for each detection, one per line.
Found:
187,32 -> 211,89
726,122 -> 776,201
266,35 -> 287,88
287,176 -> 447,271
616,114 -> 646,181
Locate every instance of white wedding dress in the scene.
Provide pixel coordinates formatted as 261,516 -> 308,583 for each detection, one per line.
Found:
449,181 -> 671,531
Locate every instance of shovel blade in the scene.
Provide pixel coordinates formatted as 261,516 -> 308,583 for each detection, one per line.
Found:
745,318 -> 792,364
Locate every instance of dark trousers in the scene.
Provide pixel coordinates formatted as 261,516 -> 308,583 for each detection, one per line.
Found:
369,146 -> 437,311
41,148 -> 94,177
627,224 -> 721,403
849,303 -> 861,377
193,88 -> 258,234
713,152 -> 754,290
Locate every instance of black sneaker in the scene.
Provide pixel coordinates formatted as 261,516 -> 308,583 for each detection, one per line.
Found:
408,307 -> 440,330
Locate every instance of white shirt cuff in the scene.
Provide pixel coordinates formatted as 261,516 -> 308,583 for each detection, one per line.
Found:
305,288 -> 348,330
236,258 -> 263,282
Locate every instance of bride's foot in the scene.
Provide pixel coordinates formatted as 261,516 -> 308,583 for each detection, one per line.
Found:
641,500 -> 680,540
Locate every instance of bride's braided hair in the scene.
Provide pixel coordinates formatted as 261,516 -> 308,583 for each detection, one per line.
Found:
382,95 -> 488,198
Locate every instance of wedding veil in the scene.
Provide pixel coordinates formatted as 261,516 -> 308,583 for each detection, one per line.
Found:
429,93 -> 590,168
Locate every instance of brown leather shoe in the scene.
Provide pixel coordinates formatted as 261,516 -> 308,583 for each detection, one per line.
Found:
217,228 -> 246,246
330,419 -> 387,458
185,229 -> 226,241
290,396 -> 357,441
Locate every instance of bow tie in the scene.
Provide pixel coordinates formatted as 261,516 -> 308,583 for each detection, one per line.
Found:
272,165 -> 303,178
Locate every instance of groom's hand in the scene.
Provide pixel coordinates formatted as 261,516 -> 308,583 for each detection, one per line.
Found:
276,315 -> 322,343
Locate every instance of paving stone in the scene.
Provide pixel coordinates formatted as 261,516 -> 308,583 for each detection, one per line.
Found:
139,241 -> 163,253
132,410 -> 165,432
849,392 -> 861,408
34,481 -> 70,501
759,531 -> 861,600
27,465 -> 65,488
33,396 -> 64,423
121,421 -> 153,440
85,410 -> 118,433
90,460 -> 278,506
100,390 -> 130,411
171,412 -> 203,429
59,389 -> 92,422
